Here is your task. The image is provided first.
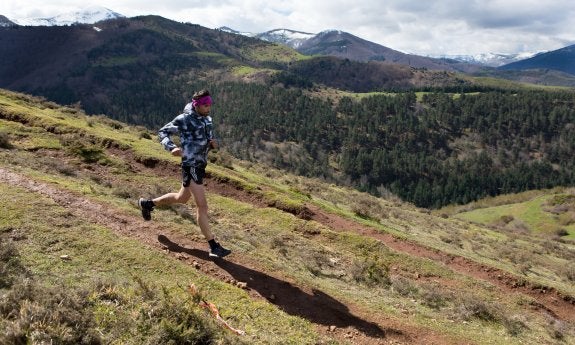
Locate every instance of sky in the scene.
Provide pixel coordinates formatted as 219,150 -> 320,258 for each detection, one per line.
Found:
2,1 -> 574,57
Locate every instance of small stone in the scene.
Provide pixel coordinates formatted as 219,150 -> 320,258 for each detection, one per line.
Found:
60,255 -> 71,261
329,325 -> 336,332
237,282 -> 248,289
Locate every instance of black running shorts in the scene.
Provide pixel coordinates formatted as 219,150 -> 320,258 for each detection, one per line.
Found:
182,164 -> 206,187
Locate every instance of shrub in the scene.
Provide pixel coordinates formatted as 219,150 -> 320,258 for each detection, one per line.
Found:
0,241 -> 100,344
0,280 -> 101,345
501,315 -> 528,336
111,184 -> 139,199
60,136 -> 105,163
0,238 -> 239,344
0,239 -> 27,289
454,294 -> 501,323
351,196 -> 383,221
209,150 -> 235,169
390,276 -> 419,297
561,264 -> 575,282
139,131 -> 152,140
0,132 -> 12,149
557,212 -> 575,226
420,284 -> 449,310
350,258 -> 390,287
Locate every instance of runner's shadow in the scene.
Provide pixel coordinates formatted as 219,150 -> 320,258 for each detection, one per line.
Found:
158,235 -> 397,339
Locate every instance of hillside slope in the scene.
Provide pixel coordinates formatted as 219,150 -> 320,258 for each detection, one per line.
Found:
1,89 -> 574,344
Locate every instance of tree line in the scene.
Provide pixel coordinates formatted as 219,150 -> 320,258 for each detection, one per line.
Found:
205,84 -> 575,208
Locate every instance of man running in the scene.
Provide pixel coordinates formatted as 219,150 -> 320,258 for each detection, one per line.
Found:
139,89 -> 231,258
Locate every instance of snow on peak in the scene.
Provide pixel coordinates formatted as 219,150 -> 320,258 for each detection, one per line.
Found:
316,29 -> 344,37
256,28 -> 316,48
217,26 -> 257,37
267,28 -> 315,40
433,51 -> 541,67
13,6 -> 125,26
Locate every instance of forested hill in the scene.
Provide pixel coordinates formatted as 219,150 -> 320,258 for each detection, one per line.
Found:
208,85 -> 575,208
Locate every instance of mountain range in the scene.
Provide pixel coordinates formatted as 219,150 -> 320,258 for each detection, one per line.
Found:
222,27 -> 536,68
223,26 -> 575,82
436,52 -> 540,67
220,26 -> 575,82
4,6 -> 567,73
0,11 -> 574,116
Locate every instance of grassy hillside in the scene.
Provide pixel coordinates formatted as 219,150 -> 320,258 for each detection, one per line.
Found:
1,89 -> 574,344
441,188 -> 575,239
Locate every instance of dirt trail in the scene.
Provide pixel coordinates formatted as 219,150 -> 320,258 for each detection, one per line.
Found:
0,167 -> 450,345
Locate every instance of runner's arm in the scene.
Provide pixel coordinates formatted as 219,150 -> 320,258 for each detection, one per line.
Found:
158,115 -> 182,152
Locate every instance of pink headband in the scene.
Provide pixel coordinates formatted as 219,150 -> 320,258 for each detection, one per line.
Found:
192,96 -> 212,107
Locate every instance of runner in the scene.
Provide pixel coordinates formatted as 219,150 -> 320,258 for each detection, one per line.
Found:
139,89 -> 231,258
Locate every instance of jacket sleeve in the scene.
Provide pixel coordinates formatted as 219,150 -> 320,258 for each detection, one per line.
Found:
206,116 -> 216,141
157,115 -> 181,152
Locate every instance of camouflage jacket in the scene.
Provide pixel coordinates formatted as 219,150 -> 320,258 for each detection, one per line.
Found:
158,104 -> 215,167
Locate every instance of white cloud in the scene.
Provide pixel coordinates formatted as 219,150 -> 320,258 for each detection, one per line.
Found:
1,0 -> 574,56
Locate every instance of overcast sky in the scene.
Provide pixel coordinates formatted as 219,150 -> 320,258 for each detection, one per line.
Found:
2,1 -> 574,57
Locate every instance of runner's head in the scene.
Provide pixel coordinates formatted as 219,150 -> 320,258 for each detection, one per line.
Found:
192,89 -> 212,116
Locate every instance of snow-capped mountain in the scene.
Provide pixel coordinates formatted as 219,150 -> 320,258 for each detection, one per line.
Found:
0,15 -> 17,27
218,27 -> 316,49
220,26 -> 544,69
255,29 -> 316,49
434,52 -> 540,67
220,26 -> 480,72
12,6 -> 124,26
499,44 -> 575,75
218,26 -> 257,37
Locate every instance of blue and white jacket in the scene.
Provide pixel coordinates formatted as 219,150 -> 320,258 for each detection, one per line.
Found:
158,103 -> 215,167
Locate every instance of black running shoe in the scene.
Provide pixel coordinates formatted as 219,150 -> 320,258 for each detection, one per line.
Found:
209,243 -> 231,258
138,198 -> 154,221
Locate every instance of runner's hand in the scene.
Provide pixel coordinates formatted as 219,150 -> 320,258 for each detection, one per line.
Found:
171,147 -> 182,157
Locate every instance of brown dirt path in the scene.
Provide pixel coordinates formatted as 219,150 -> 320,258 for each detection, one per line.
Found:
0,167 -> 453,345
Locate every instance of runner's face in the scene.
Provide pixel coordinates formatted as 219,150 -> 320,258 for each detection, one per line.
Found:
196,104 -> 211,116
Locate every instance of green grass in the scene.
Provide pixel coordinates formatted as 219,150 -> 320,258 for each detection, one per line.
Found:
192,51 -> 239,66
0,183 -> 319,344
1,87 -> 575,344
453,193 -> 575,239
464,75 -> 571,91
231,65 -> 262,76
239,43 -> 307,63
